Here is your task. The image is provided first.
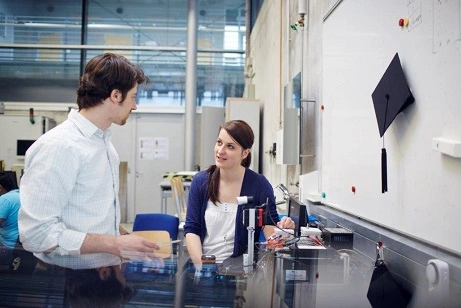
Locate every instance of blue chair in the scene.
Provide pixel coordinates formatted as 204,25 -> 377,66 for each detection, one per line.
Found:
127,214 -> 181,280
132,213 -> 180,241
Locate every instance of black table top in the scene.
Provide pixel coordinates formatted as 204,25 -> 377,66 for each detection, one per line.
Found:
0,255 -> 253,308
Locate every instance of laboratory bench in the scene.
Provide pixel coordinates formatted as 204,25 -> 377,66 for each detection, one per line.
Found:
0,244 -> 373,308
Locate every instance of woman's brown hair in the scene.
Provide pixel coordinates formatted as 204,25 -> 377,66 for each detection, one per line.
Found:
206,120 -> 254,204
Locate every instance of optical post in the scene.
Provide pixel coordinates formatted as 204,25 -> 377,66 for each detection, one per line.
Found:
237,196 -> 255,273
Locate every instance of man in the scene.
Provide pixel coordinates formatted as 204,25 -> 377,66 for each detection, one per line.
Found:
19,53 -> 159,270
0,171 -> 20,266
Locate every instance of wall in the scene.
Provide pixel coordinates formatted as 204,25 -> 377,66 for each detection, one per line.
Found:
0,115 -> 44,178
321,0 -> 461,255
249,0 -> 290,194
248,0 -> 330,195
251,0 -> 461,252
249,0 -> 461,305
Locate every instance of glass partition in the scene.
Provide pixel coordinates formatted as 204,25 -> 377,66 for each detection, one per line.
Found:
0,0 -> 245,106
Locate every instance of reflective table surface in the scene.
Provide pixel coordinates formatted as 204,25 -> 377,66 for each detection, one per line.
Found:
0,246 -> 373,308
0,253 -> 276,308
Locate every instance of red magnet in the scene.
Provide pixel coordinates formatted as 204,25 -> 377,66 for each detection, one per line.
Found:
351,186 -> 356,193
398,19 -> 404,27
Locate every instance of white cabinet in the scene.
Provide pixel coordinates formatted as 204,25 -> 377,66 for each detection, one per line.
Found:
226,98 -> 261,172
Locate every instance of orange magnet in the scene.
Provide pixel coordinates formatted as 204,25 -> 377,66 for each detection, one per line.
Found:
404,18 -> 409,26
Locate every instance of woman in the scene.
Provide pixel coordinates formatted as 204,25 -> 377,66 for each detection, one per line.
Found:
184,120 -> 294,268
0,171 -> 20,268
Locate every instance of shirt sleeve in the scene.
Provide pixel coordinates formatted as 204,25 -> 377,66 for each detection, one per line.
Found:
0,197 -> 8,219
19,137 -> 86,255
183,172 -> 206,237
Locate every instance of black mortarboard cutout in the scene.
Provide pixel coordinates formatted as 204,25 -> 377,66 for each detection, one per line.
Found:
372,53 -> 414,137
367,255 -> 412,308
372,53 -> 414,193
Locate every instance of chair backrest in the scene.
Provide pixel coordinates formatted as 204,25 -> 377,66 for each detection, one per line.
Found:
131,230 -> 172,258
132,213 -> 180,241
170,177 -> 187,221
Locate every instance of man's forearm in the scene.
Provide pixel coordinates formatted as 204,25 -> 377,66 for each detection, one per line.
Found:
80,233 -> 161,258
80,233 -> 118,256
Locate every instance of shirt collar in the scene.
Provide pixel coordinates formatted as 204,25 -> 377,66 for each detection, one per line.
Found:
68,109 -> 112,139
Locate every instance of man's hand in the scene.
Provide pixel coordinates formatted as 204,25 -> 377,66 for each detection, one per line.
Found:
114,234 -> 160,258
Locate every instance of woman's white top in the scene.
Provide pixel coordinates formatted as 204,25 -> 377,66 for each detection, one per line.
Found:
203,200 -> 238,263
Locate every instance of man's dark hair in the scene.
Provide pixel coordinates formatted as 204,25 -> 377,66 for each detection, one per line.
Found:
65,268 -> 132,308
76,53 -> 148,110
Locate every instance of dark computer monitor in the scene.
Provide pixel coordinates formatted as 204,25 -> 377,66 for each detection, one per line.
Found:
16,139 -> 36,158
287,195 -> 308,237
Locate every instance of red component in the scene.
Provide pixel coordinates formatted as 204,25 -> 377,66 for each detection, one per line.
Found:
321,105 -> 324,110
352,186 -> 356,193
29,107 -> 35,124
398,19 -> 404,27
257,208 -> 264,227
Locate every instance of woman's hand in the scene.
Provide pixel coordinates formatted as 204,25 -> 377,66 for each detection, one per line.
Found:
276,216 -> 295,229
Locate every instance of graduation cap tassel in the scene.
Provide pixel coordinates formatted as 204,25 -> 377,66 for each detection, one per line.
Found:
381,148 -> 387,193
381,94 -> 389,193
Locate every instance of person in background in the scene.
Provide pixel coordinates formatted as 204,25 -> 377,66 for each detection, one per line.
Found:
0,171 -> 20,267
184,120 -> 295,268
19,53 -> 159,271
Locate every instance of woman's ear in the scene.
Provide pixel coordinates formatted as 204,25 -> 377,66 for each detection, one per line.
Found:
242,149 -> 251,159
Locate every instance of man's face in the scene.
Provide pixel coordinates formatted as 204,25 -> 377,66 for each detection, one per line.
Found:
115,85 -> 138,126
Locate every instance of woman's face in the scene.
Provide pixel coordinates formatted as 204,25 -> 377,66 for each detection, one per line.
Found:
214,128 -> 249,170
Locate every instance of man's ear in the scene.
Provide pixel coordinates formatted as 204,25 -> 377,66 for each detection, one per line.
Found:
110,89 -> 122,103
97,267 -> 112,281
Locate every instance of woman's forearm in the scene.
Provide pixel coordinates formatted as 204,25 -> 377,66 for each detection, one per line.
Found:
185,233 -> 203,267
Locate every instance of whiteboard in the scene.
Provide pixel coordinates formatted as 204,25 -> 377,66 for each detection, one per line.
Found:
322,0 -> 461,254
